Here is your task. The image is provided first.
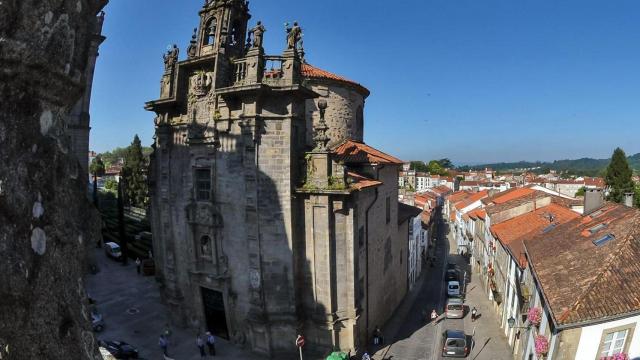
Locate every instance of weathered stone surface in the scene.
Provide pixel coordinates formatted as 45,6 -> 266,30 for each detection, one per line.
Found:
0,1 -> 106,359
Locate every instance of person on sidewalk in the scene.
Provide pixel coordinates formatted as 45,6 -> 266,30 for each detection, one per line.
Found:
373,326 -> 383,345
206,331 -> 216,356
196,333 -> 206,358
362,352 -> 371,360
471,307 -> 478,322
431,309 -> 438,325
159,334 -> 169,356
135,257 -> 141,274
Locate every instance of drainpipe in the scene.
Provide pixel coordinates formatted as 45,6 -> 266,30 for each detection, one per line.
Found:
364,164 -> 383,348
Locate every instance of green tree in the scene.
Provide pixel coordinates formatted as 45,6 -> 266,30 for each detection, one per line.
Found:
438,158 -> 453,169
635,184 -> 640,209
122,135 -> 148,208
90,155 -> 105,206
605,148 -> 634,203
104,178 -> 118,192
575,186 -> 586,197
410,161 -> 429,173
428,160 -> 444,175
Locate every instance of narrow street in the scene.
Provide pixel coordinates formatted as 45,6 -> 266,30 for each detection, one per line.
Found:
374,208 -> 513,360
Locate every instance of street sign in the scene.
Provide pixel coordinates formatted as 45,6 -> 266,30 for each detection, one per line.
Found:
296,335 -> 305,348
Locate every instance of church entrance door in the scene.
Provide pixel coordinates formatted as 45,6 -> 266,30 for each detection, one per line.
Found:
201,287 -> 229,339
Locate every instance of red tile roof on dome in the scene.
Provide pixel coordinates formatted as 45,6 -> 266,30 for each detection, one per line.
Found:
333,139 -> 403,165
301,63 -> 369,95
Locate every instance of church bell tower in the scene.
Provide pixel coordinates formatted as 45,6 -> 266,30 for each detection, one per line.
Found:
192,0 -> 251,58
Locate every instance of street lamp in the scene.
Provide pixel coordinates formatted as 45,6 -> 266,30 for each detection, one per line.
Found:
507,316 -> 530,330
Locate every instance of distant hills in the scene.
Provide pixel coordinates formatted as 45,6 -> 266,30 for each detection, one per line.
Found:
462,153 -> 640,176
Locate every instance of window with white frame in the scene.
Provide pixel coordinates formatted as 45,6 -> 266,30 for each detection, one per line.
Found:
600,328 -> 630,357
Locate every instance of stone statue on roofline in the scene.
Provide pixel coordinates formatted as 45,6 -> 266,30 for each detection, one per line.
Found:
249,21 -> 266,49
163,44 -> 179,72
285,21 -> 302,50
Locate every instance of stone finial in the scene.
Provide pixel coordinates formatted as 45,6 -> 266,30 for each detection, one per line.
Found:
313,99 -> 329,151
187,28 -> 198,58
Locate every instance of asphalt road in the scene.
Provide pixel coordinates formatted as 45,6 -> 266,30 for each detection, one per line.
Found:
380,209 -> 479,360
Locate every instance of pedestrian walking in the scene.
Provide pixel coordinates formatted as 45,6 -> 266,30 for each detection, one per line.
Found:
431,309 -> 438,325
135,257 -> 141,274
206,331 -> 216,356
159,334 -> 169,356
373,326 -> 383,345
471,307 -> 478,322
196,333 -> 206,358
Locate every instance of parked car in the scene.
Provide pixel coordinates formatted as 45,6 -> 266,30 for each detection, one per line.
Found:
446,269 -> 459,282
447,281 -> 461,297
445,298 -> 464,319
104,242 -> 122,260
446,263 -> 457,270
91,310 -> 105,332
98,340 -> 139,359
441,329 -> 469,357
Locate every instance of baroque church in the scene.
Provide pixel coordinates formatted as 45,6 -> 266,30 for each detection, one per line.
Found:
146,0 -> 410,356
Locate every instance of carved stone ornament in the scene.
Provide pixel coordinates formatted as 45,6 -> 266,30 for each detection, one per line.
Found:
191,71 -> 212,97
249,269 -> 261,289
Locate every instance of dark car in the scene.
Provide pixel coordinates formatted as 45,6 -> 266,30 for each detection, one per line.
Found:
441,329 -> 468,358
446,269 -> 459,282
446,263 -> 457,270
99,340 -> 139,359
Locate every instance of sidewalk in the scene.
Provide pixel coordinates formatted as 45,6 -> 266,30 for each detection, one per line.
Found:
86,248 -> 264,360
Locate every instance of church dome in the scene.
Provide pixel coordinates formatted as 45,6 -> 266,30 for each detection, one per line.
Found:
302,64 -> 369,148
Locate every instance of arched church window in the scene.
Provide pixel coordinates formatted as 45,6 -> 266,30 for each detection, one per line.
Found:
200,235 -> 211,258
204,17 -> 217,46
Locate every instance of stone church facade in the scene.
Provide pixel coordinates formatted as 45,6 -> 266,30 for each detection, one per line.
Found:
146,0 -> 409,356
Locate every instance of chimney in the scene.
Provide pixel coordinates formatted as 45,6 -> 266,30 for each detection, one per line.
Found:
584,188 -> 605,215
624,192 -> 634,208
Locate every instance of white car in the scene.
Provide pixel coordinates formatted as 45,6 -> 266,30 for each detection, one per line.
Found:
104,242 -> 122,259
447,281 -> 461,297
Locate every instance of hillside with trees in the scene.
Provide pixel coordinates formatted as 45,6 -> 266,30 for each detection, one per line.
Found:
463,152 -> 640,176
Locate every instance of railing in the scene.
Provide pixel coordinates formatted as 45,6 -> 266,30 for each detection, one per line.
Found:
262,55 -> 285,86
230,55 -> 290,87
232,58 -> 248,85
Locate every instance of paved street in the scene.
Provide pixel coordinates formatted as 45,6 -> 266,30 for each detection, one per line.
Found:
372,209 -> 513,360
85,248 -> 264,360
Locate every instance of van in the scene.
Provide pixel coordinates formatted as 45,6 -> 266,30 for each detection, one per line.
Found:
104,242 -> 122,259
447,281 -> 460,297
445,298 -> 464,319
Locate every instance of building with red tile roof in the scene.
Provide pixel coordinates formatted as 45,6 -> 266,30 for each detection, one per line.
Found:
333,139 -> 403,165
517,203 -> 640,360
491,203 -> 580,268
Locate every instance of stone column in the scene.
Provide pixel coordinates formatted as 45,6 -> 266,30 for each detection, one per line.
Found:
0,1 -> 108,359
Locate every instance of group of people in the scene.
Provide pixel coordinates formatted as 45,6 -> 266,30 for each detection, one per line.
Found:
158,327 -> 216,359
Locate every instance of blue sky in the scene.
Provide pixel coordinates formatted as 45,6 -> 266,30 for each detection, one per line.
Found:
90,0 -> 640,165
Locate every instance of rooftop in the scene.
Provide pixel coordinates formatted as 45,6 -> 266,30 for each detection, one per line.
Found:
398,202 -> 422,225
333,139 -> 403,165
490,204 -> 579,268
301,63 -> 370,96
525,203 -> 640,328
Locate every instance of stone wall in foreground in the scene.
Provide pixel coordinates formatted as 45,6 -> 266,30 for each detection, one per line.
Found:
0,1 -> 107,359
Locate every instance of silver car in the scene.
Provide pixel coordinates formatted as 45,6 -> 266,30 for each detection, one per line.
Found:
445,298 -> 464,319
